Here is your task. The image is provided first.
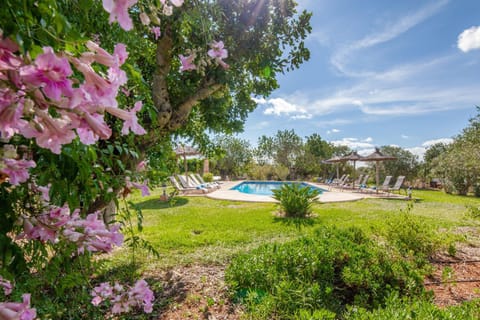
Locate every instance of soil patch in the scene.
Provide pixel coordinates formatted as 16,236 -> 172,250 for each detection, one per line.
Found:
425,241 -> 480,307
153,265 -> 243,319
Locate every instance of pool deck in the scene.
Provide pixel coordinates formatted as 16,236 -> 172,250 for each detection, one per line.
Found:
205,181 -> 406,203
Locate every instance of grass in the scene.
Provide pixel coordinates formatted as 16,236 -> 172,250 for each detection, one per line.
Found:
109,188 -> 480,273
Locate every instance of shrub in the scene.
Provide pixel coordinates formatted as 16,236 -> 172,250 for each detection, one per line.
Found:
203,172 -> 214,182
247,164 -> 273,180
272,183 -> 320,218
384,203 -> 440,265
272,165 -> 289,181
344,294 -> 480,320
225,227 -> 425,319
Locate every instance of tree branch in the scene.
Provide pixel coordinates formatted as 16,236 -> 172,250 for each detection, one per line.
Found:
166,82 -> 224,131
152,32 -> 174,129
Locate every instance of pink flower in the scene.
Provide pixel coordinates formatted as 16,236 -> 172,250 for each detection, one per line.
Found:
81,112 -> 112,141
105,101 -> 146,135
0,90 -> 27,139
1,158 -> 36,185
179,53 -> 196,72
36,183 -> 51,202
102,0 -> 138,31
91,280 -> 154,315
84,41 -> 128,68
139,12 -> 150,26
23,110 -> 76,154
0,36 -> 22,71
0,294 -> 36,320
20,47 -> 73,101
208,41 -> 229,69
132,180 -> 150,196
169,0 -> 184,7
151,27 -> 161,40
208,41 -> 228,60
72,58 -> 119,108
0,276 -> 13,295
136,160 -> 146,171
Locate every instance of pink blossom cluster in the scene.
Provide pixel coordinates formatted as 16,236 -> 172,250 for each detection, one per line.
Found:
0,294 -> 36,320
91,279 -> 154,314
125,176 -> 150,196
103,0 -> 183,38
207,40 -> 229,69
20,204 -> 124,254
0,276 -> 12,296
179,40 -> 229,73
0,277 -> 36,320
0,158 -> 36,186
0,35 -> 146,156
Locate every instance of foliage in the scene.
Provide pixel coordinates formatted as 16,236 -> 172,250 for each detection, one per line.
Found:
344,295 -> 480,320
203,172 -> 214,182
214,135 -> 253,178
296,133 -> 335,178
247,164 -> 274,180
379,146 -> 419,182
384,203 -> 440,265
225,226 -> 426,318
431,108 -> 480,195
256,130 -> 304,179
272,183 -> 320,217
272,165 -> 290,181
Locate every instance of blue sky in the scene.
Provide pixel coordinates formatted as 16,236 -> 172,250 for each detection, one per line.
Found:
237,0 -> 480,159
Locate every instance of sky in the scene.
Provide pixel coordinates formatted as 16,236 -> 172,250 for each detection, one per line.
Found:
236,0 -> 480,159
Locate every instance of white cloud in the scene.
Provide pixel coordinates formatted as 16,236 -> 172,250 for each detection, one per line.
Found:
458,26 -> 480,52
406,147 -> 426,160
331,0 -> 449,76
331,137 -> 375,150
401,134 -> 409,139
404,138 -> 454,161
327,128 -> 341,134
260,97 -> 313,120
422,138 -> 453,147
252,97 -> 267,104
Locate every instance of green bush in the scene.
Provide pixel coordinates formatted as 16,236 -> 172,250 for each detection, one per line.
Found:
344,294 -> 480,320
272,183 -> 320,218
203,172 -> 214,182
225,227 -> 425,319
384,203 -> 440,265
272,165 -> 290,181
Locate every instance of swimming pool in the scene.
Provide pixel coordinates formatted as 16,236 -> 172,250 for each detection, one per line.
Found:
230,181 -> 326,196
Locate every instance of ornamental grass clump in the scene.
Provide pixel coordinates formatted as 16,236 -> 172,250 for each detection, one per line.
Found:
272,183 -> 320,218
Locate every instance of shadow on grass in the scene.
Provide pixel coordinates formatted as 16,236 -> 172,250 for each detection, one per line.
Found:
273,215 -> 317,229
135,197 -> 189,210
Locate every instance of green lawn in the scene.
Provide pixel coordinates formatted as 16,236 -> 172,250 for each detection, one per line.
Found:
110,188 -> 480,273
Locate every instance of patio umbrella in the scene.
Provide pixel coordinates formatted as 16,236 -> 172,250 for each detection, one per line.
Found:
174,145 -> 201,185
341,151 -> 364,189
323,156 -> 343,179
362,147 -> 396,191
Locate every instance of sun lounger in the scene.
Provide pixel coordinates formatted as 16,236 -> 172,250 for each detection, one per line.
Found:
193,173 -> 221,189
386,176 -> 405,195
169,176 -> 208,195
189,174 -> 219,190
363,175 -> 392,193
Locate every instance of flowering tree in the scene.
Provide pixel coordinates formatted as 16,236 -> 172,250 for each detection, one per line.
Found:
0,0 -> 311,317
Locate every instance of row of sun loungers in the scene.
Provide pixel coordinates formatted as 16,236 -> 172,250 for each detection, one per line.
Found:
169,174 -> 221,195
326,174 -> 405,195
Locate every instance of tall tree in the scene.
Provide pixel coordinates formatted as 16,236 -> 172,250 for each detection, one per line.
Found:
380,146 -> 419,182
215,135 -> 253,178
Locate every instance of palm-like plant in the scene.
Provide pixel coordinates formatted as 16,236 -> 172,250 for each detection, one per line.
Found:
272,183 -> 320,218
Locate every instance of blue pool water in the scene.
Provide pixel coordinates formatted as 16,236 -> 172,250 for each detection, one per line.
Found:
230,181 -> 326,196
